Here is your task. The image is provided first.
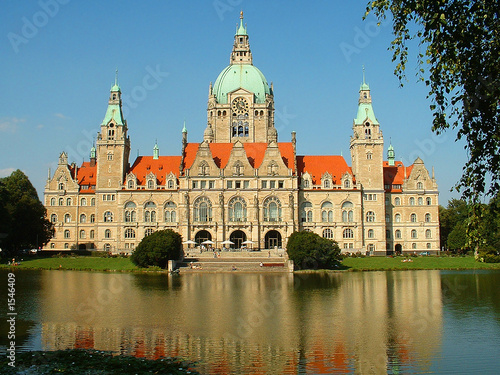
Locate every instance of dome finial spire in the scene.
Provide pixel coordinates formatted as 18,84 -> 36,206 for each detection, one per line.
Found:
115,68 -> 118,86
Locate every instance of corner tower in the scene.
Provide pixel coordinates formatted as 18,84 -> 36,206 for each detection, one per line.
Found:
349,71 -> 384,190
95,74 -> 131,190
206,12 -> 276,143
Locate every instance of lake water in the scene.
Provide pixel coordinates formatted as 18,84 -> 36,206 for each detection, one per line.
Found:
1,269 -> 499,374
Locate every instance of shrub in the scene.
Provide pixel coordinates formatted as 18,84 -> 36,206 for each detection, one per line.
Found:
130,229 -> 182,268
286,231 -> 341,270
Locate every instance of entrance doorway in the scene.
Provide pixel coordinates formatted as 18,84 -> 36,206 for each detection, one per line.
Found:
395,243 -> 402,256
229,230 -> 247,249
265,230 -> 282,249
195,230 -> 212,247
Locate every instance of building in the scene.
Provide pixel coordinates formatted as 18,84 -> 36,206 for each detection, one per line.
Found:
44,13 -> 439,255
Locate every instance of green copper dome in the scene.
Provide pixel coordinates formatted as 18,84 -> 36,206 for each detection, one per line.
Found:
213,64 -> 271,104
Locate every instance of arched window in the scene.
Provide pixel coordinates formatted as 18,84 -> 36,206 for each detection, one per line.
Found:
410,197 -> 415,206
395,229 -> 402,239
58,182 -> 65,190
64,214 -> 71,223
344,179 -> 350,188
194,197 -> 212,222
411,229 -> 417,239
418,197 -> 423,205
426,197 -> 432,205
50,198 -> 56,206
79,214 -> 86,223
366,211 -> 375,222
394,197 -> 401,206
144,202 -> 157,222
411,213 -> 417,222
59,198 -> 64,206
367,244 -> 375,252
343,228 -> 354,239
395,213 -> 401,222
386,230 -> 391,239
323,228 -> 333,239
104,211 -> 113,222
79,230 -> 86,239
127,180 -> 135,189
167,179 -> 175,189
367,229 -> 374,238
145,228 -> 155,237
105,229 -> 111,239
303,179 -> 310,188
301,202 -> 313,223
263,196 -> 282,222
91,198 -> 95,206
64,230 -> 70,239
366,151 -> 372,159
81,198 -> 87,206
228,197 -> 247,222
412,243 -> 417,249
89,230 -> 94,239
124,202 -> 137,223
385,214 -> 390,223
427,243 -> 432,249
90,214 -> 95,223
147,179 -> 154,189
321,201 -> 333,222
425,213 -> 431,223
125,228 -> 136,239
417,182 -> 423,190
66,198 -> 72,206
50,214 -> 57,223
426,229 -> 432,239
341,201 -> 353,222
164,201 -> 177,222
323,179 -> 331,188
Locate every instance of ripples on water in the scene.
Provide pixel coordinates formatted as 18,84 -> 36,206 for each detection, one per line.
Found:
1,269 -> 499,374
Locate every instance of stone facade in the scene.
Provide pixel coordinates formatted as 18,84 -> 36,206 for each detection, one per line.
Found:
43,13 -> 439,255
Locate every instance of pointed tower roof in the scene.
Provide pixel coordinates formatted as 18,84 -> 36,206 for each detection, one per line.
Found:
387,142 -> 395,166
182,120 -> 187,133
153,141 -> 159,160
236,11 -> 247,36
354,67 -> 379,125
101,71 -> 125,126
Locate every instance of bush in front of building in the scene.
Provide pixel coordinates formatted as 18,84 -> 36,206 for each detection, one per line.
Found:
286,231 -> 341,270
131,229 -> 182,268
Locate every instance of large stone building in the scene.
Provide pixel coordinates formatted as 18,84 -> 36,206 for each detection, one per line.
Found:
44,13 -> 439,255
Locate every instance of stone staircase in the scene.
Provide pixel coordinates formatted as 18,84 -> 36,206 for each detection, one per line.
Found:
176,249 -> 291,273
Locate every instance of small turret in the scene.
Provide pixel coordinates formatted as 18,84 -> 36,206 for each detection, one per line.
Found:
153,141 -> 159,160
387,143 -> 395,166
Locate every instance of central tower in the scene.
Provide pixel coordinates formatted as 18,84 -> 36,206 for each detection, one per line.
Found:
206,12 -> 276,143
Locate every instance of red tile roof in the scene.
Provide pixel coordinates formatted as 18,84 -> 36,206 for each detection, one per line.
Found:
76,162 -> 97,193
383,161 -> 413,192
183,142 -> 296,171
297,155 -> 352,185
129,156 -> 182,185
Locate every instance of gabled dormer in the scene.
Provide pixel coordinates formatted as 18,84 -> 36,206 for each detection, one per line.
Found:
125,172 -> 137,190
258,142 -> 290,177
321,172 -> 333,189
187,141 -> 220,177
224,140 -> 254,177
165,172 -> 177,189
145,172 -> 157,190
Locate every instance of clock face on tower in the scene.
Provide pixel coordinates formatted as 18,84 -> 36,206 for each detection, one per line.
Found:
232,97 -> 249,114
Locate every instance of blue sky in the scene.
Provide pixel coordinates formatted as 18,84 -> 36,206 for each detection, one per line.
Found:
0,0 -> 465,204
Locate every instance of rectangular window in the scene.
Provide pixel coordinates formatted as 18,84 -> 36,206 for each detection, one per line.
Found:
270,180 -> 276,189
244,180 -> 249,189
261,180 -> 267,189
227,181 -> 233,189
209,181 -> 214,189
192,181 -> 198,189
278,180 -> 284,189
200,181 -> 206,189
235,181 -> 241,189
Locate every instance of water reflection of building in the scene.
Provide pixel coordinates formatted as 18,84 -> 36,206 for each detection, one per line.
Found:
39,271 -> 442,373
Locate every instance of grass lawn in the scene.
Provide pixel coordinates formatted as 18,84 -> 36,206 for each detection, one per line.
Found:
341,255 -> 500,271
0,256 -> 139,271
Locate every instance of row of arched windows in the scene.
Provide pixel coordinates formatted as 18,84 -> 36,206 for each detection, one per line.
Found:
319,228 -> 433,241
394,213 -> 432,223
393,196 -> 432,206
301,201 -> 355,223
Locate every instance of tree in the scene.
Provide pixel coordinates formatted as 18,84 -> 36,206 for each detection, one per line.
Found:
130,229 -> 182,268
0,170 -> 53,255
286,231 -> 341,270
366,1 -> 500,201
439,198 -> 469,249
